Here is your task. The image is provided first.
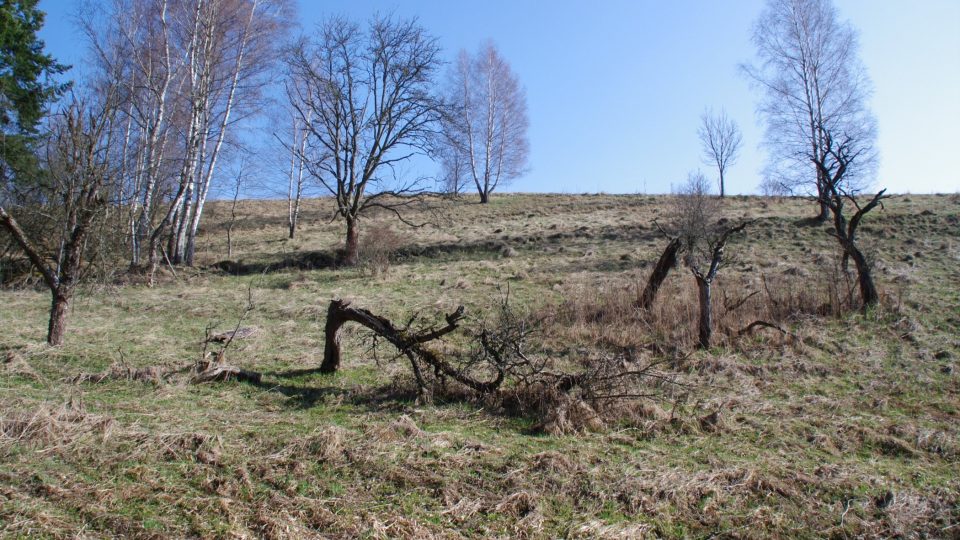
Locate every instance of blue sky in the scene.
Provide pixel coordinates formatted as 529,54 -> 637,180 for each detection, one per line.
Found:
37,0 -> 960,194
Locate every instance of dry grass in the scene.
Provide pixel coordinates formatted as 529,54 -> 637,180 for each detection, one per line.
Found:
1,193 -> 958,538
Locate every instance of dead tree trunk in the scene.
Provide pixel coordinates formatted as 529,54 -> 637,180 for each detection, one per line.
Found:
321,300 -> 502,399
638,237 -> 681,311
321,300 -> 349,373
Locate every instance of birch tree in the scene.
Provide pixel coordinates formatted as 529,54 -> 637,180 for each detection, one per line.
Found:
170,0 -> 292,266
286,15 -> 443,265
284,111 -> 309,239
81,0 -> 180,268
439,42 -> 529,203
743,0 -> 876,222
82,0 -> 291,270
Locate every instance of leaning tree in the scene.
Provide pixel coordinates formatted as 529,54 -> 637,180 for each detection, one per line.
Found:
813,125 -> 887,308
286,15 -> 443,265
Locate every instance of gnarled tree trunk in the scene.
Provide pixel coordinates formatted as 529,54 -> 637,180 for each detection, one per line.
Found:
638,237 -> 680,311
321,300 -> 502,400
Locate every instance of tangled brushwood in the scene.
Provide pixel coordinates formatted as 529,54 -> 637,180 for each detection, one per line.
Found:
320,289 -> 675,431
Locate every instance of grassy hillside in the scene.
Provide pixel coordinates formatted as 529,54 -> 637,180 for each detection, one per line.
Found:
1,193 -> 958,538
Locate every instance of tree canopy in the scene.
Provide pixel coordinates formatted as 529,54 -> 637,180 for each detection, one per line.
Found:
0,0 -> 68,182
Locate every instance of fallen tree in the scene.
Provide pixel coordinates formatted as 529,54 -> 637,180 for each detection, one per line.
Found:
322,300 -> 504,400
319,297 -> 676,412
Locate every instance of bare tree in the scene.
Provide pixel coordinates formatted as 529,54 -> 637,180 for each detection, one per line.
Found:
225,160 -> 244,257
698,109 -> 742,198
744,0 -> 876,222
286,16 -> 443,265
674,172 -> 720,264
81,0 -> 292,270
689,222 -> 750,349
671,172 -> 750,348
814,126 -> 887,308
285,118 -> 308,240
279,84 -> 310,240
79,0 -> 178,268
0,93 -> 121,345
171,0 -> 292,266
439,42 -> 529,203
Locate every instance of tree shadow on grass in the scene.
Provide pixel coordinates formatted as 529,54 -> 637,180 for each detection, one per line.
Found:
206,223 -> 668,278
209,250 -> 340,276
794,216 -> 829,228
247,366 -> 417,411
263,366 -> 328,379
244,376 -> 349,409
244,366 -> 465,413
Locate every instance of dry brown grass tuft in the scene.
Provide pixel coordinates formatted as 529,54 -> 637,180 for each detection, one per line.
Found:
494,490 -> 538,517
0,401 -> 113,456
70,362 -> 168,385
150,431 -> 223,464
547,266 -> 854,354
571,520 -> 654,539
358,221 -> 404,277
528,451 -> 576,475
275,425 -> 350,464
535,396 -> 606,436
2,350 -> 43,382
363,414 -> 435,446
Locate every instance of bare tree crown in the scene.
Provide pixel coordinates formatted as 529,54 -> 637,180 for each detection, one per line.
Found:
671,171 -> 719,266
285,15 -> 443,264
744,0 -> 876,207
698,109 -> 742,198
438,41 -> 529,202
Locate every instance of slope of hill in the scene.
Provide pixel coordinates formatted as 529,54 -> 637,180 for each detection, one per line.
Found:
2,194 -> 957,538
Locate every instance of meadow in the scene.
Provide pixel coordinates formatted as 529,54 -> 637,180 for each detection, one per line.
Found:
1,193 -> 958,538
